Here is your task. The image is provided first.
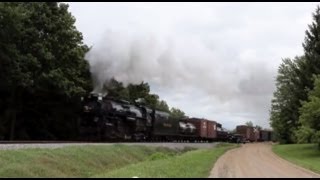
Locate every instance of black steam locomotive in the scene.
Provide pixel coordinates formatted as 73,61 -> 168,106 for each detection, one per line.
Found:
79,93 -> 230,142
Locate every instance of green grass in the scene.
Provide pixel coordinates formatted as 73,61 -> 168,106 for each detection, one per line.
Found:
273,144 -> 320,174
0,144 -> 184,178
93,143 -> 238,178
0,143 -> 238,178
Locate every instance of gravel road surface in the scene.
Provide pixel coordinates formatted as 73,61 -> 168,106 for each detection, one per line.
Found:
209,143 -> 320,178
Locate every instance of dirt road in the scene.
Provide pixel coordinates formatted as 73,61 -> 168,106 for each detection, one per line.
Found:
209,143 -> 320,178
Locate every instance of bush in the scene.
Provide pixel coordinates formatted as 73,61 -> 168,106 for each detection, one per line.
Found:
293,126 -> 315,144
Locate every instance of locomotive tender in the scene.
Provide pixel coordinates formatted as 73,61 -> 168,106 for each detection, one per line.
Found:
79,93 -> 230,142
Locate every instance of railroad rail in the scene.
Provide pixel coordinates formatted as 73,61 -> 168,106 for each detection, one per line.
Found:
0,140 -> 216,144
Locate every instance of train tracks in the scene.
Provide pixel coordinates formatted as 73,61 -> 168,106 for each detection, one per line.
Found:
0,141 -> 219,150
0,139 -> 218,144
0,140 -> 100,144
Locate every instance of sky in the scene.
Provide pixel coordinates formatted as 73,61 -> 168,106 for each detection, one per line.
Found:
67,2 -> 319,130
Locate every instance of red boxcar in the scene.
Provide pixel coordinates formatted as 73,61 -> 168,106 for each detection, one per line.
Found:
186,118 -> 208,138
184,118 -> 219,140
236,125 -> 255,142
207,120 -> 218,139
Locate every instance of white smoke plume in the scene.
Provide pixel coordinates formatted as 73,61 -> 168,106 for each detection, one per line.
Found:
74,2 -> 317,129
85,30 -> 185,93
85,29 -> 276,110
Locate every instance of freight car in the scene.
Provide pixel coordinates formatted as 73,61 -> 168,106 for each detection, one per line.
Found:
236,125 -> 257,142
180,118 -> 218,142
259,130 -> 273,141
216,124 -> 230,141
78,93 -> 229,142
229,134 -> 246,143
234,125 -> 274,142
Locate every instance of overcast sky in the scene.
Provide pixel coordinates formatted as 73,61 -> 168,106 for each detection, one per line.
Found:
67,2 -> 319,130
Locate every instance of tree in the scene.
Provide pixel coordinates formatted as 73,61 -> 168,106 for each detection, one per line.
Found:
0,2 -> 92,140
127,82 -> 170,112
298,75 -> 320,147
302,6 -> 320,92
270,57 -> 305,144
103,78 -> 129,100
245,121 -> 253,127
293,126 -> 315,144
294,6 -> 320,144
270,6 -> 320,144
170,107 -> 185,120
156,100 -> 170,112
127,82 -> 150,102
144,94 -> 159,108
299,76 -> 320,131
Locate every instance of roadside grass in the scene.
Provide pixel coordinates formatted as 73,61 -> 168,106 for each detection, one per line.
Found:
93,143 -> 239,178
272,144 -> 320,174
0,144 -> 185,178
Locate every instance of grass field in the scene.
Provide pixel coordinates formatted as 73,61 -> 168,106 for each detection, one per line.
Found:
94,143 -> 238,178
0,143 -> 238,178
273,144 -> 320,174
0,144 -> 185,177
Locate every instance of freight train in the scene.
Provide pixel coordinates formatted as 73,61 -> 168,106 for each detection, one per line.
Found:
78,93 -> 231,142
235,125 -> 274,142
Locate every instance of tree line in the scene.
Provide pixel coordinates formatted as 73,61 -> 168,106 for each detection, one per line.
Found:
0,2 -> 185,140
270,6 -> 320,148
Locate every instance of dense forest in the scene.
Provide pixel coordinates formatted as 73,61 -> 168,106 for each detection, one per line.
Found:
270,6 -> 320,148
0,2 -> 185,140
